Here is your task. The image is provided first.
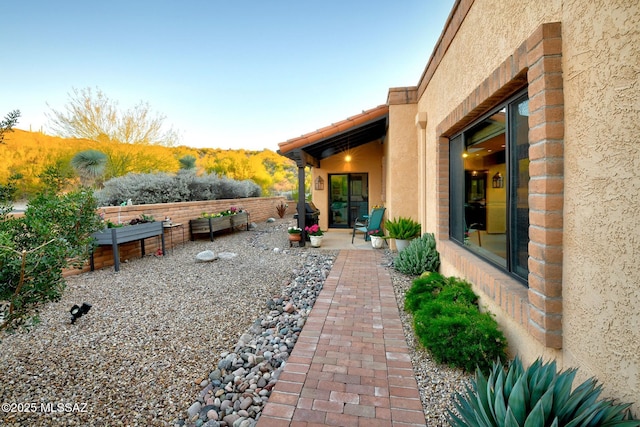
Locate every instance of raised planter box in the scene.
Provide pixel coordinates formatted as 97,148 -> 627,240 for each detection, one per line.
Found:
91,221 -> 165,272
189,211 -> 250,241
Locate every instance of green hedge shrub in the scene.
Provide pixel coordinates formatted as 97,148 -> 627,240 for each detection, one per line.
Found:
407,272 -> 506,373
413,300 -> 506,373
404,272 -> 450,313
393,233 -> 440,275
450,357 -> 640,426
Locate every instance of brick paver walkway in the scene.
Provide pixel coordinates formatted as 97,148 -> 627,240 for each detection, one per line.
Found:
257,250 -> 426,427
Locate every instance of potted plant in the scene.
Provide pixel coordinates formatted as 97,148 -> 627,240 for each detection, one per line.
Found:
304,224 -> 324,247
367,229 -> 385,249
287,225 -> 302,241
384,216 -> 421,251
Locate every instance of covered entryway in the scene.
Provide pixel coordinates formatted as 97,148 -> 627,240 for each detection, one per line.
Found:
277,105 -> 388,242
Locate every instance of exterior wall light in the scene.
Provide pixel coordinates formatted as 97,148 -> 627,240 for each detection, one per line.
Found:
314,176 -> 324,190
492,172 -> 504,188
345,154 -> 352,162
70,302 -> 92,324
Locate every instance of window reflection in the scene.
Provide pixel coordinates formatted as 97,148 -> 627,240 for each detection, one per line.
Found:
464,111 -> 507,267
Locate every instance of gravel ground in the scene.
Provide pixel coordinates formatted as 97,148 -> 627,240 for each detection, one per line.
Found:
1,217 -> 470,426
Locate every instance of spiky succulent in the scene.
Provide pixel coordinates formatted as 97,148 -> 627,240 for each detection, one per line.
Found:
449,357 -> 639,427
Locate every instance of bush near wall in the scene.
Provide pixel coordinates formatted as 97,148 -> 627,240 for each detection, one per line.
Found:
81,197 -> 289,274
406,272 -> 507,373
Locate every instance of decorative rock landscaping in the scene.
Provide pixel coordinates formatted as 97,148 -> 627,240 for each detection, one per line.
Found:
176,249 -> 332,427
0,217 -> 470,427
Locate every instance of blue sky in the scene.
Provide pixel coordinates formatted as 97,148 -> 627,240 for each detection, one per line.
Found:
2,1 -> 454,151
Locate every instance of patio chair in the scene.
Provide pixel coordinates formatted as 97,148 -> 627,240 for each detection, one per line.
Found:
352,207 -> 386,243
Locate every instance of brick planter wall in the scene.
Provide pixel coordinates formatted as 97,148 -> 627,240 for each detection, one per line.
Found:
74,197 -> 289,274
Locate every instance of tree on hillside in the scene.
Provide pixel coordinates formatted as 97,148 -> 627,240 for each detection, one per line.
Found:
46,87 -> 180,146
0,110 -> 20,144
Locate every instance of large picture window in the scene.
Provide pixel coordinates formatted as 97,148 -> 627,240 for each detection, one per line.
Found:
450,91 -> 530,282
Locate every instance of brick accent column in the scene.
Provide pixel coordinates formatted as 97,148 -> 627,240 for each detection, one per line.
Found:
435,22 -> 564,349
526,22 -> 564,349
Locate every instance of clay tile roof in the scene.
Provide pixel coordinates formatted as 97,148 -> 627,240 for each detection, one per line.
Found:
277,105 -> 389,157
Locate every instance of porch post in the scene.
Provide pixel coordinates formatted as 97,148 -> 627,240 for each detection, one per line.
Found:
297,164 -> 306,247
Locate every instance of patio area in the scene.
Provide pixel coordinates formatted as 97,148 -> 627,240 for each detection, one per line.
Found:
298,227 -> 384,251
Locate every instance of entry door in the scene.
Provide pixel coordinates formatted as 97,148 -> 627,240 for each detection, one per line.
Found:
328,174 -> 368,228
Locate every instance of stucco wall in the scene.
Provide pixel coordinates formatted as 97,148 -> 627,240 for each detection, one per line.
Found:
414,0 -> 639,407
311,140 -> 384,231
418,0 -> 561,235
560,0 -> 640,404
385,102 -> 419,223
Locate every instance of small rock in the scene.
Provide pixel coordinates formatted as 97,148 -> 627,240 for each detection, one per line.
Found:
239,397 -> 252,410
209,369 -> 221,381
187,402 -> 201,419
218,252 -> 238,259
223,414 -> 240,426
196,250 -> 217,262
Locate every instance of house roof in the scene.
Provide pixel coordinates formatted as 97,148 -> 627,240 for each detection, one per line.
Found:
277,105 -> 389,166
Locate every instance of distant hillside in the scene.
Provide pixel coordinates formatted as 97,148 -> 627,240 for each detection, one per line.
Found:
1,129 -> 297,198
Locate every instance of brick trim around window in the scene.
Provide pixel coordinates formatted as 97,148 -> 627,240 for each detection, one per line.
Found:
436,22 -> 564,349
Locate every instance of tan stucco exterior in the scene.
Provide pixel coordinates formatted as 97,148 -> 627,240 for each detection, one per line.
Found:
560,0 -> 640,401
384,97 -> 419,224
311,140 -> 385,231
282,0 -> 639,410
392,0 -> 640,409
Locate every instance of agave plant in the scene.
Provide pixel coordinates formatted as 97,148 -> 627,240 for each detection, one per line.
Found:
449,357 -> 639,427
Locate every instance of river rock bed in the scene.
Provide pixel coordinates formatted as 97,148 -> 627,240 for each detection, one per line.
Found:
176,250 -> 334,427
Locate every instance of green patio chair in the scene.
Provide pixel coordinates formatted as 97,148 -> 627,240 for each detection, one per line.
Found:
352,207 -> 386,243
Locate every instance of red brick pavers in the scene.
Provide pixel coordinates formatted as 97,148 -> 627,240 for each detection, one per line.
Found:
257,250 -> 425,427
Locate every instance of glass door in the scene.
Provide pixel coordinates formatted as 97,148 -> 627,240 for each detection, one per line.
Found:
329,174 -> 368,228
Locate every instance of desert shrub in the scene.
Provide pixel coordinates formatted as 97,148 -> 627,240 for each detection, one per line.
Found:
405,272 -> 478,313
95,171 -> 261,206
404,272 -> 449,313
214,177 -> 261,199
450,357 -> 640,426
437,279 -> 478,307
0,188 -> 102,331
413,300 -> 507,373
406,273 -> 506,373
186,174 -> 217,201
0,174 -> 21,203
393,233 -> 440,275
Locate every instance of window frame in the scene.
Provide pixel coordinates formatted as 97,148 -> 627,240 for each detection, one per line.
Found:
449,89 -> 529,284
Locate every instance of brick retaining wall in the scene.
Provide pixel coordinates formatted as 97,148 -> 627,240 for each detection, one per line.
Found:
72,197 -> 290,274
